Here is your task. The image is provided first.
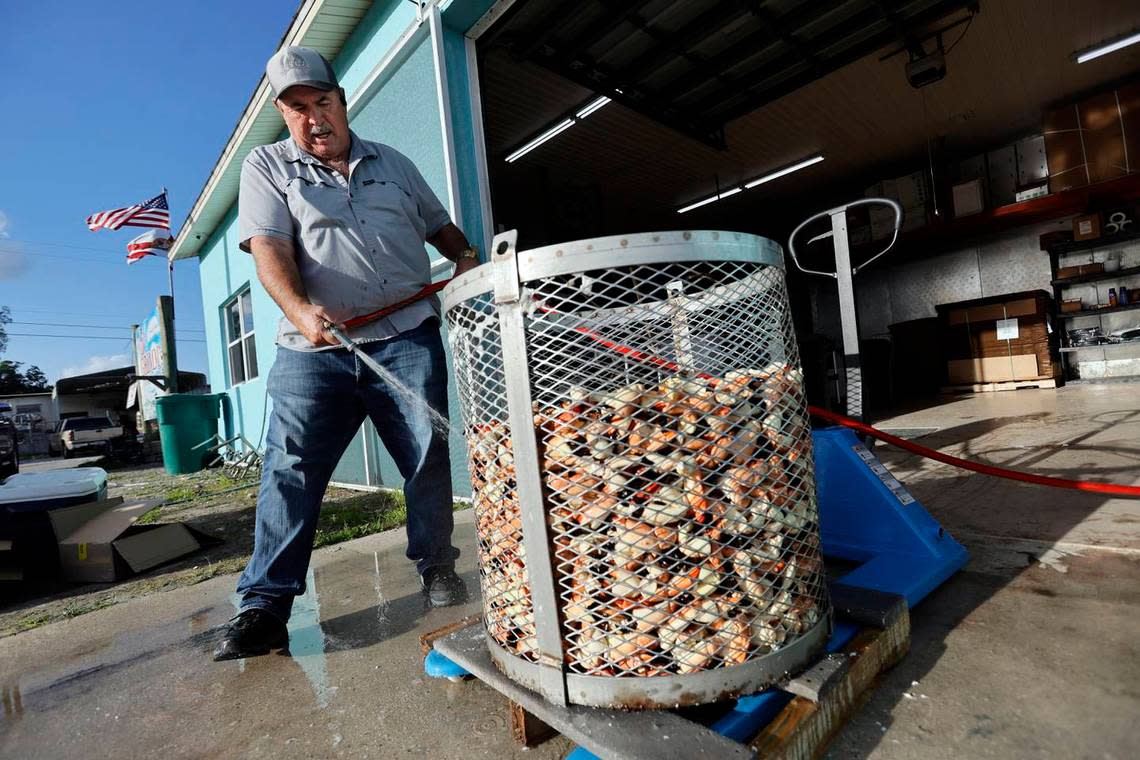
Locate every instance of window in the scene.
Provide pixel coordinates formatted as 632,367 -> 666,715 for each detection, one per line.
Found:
225,290 -> 258,385
63,417 -> 115,431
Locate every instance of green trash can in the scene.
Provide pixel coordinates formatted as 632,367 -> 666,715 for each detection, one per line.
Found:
155,393 -> 222,475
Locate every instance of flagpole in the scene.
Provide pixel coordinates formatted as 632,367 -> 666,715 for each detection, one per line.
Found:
163,186 -> 175,319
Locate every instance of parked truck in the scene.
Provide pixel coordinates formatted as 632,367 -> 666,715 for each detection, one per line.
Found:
0,403 -> 17,478
57,416 -> 123,459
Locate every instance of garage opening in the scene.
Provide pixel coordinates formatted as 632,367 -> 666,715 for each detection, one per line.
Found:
468,0 -> 1140,412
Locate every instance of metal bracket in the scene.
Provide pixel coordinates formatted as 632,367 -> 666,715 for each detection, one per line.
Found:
492,229 -> 521,305
130,374 -> 167,390
493,227 -> 569,706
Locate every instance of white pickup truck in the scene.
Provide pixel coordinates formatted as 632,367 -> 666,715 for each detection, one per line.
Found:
58,417 -> 123,459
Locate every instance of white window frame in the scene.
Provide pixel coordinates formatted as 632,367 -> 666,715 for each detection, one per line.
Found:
224,289 -> 258,386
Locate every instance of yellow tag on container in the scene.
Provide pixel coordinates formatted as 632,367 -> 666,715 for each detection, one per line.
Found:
78,543 -> 88,561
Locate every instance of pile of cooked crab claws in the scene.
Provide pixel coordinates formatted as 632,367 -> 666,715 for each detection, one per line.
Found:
469,363 -> 828,678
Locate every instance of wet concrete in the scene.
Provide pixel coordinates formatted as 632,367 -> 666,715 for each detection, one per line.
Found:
2,383 -> 1138,759
0,514 -> 570,759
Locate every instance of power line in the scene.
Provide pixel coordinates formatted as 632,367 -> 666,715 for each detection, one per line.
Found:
12,307 -> 207,326
9,320 -> 205,333
0,248 -> 137,267
5,332 -> 206,343
1,237 -> 137,255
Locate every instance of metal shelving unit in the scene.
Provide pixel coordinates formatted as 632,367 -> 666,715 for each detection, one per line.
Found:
1052,264 -> 1140,288
1045,230 -> 1140,379
1058,301 -> 1140,320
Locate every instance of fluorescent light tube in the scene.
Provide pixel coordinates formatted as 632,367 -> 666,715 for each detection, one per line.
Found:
1076,30 -> 1140,63
677,194 -> 720,214
576,96 -> 611,119
743,155 -> 824,188
505,119 -> 575,162
676,187 -> 743,214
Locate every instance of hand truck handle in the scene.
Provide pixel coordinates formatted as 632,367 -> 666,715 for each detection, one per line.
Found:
787,197 -> 903,278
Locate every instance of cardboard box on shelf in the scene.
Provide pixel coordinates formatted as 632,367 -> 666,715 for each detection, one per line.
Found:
1044,104 -> 1088,193
1061,299 -> 1084,312
1073,212 -> 1102,241
987,145 -> 1018,206
1045,85 -> 1140,193
1015,184 -> 1049,203
1056,262 -> 1104,279
952,179 -> 985,217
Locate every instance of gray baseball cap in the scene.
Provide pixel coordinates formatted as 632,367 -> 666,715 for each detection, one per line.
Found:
266,46 -> 339,99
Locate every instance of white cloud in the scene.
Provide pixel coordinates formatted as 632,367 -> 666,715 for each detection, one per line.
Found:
0,210 -> 29,281
60,353 -> 131,379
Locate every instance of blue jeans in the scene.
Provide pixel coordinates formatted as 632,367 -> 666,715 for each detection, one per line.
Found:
236,320 -> 459,621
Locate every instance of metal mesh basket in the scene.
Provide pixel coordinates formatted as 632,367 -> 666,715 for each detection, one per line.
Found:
444,231 -> 832,708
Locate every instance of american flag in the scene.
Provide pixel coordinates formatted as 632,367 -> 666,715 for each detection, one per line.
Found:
126,230 -> 173,264
86,192 -> 170,231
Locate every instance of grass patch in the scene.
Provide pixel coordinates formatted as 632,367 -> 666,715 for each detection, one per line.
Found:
3,557 -> 251,637
9,596 -> 118,635
135,505 -> 164,524
164,485 -> 198,502
314,490 -> 408,547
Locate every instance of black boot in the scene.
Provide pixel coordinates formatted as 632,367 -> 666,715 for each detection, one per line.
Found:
213,609 -> 288,661
421,567 -> 468,608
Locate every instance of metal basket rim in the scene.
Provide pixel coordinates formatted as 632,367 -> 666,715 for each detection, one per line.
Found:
442,230 -> 785,313
486,614 -> 832,708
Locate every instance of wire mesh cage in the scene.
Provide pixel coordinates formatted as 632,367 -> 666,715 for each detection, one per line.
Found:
444,231 -> 832,708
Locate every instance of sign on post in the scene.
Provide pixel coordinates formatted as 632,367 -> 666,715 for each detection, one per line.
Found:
132,296 -> 178,420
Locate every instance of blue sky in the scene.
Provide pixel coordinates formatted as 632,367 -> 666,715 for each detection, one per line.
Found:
0,1 -> 297,383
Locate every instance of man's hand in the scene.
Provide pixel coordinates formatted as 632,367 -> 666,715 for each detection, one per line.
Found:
288,303 -> 344,348
249,236 -> 344,348
453,257 -> 479,277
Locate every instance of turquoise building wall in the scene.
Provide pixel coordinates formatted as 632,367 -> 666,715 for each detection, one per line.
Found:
194,0 -> 496,495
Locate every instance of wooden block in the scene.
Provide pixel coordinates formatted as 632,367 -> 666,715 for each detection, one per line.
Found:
508,700 -> 559,748
418,614 -> 481,657
750,608 -> 912,760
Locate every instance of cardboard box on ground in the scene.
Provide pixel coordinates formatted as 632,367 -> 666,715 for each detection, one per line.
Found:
937,291 -> 1059,385
47,497 -> 213,583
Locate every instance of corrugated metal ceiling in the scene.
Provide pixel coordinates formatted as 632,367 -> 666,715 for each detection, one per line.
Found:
481,0 -> 1140,228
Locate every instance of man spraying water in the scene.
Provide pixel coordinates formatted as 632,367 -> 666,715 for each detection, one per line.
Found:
214,46 -> 479,661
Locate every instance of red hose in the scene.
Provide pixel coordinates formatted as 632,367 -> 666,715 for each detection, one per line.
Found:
348,289 -> 1138,497
808,405 -> 1140,498
341,279 -> 452,330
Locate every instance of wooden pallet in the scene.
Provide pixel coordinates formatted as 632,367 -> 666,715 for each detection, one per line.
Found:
750,612 -> 910,759
942,378 -> 1057,393
423,600 -> 911,759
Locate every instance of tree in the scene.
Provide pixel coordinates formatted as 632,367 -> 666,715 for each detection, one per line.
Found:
0,360 -> 22,394
22,365 -> 49,391
0,360 -> 52,394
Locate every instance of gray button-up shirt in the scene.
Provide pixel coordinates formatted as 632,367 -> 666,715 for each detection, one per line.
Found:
238,133 -> 450,351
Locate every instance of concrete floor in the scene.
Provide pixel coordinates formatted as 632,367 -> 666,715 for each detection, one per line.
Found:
2,383 -> 1138,759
